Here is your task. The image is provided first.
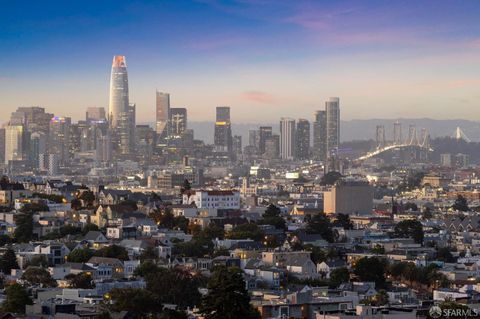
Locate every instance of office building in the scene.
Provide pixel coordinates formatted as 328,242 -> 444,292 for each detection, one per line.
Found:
108,56 -> 129,128
233,135 -> 242,157
214,106 -> 232,153
313,110 -> 327,161
156,91 -> 170,141
15,106 -> 53,135
4,125 -> 25,164
325,97 -> 340,158
49,117 -> 71,165
323,178 -> 373,215
259,126 -> 273,155
296,119 -> 310,160
169,107 -> 187,138
264,135 -> 280,159
248,130 -> 259,150
95,135 -> 113,163
86,107 -> 106,123
280,118 -> 295,160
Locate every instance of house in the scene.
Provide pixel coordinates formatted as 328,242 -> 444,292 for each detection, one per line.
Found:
82,231 -> 109,249
285,256 -> 318,279
317,260 -> 347,279
87,256 -> 125,279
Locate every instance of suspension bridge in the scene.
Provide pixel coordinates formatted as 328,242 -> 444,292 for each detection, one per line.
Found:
357,122 -> 433,161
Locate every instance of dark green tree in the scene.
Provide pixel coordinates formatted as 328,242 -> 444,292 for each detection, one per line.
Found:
81,223 -> 99,235
452,195 -> 469,212
333,213 -> 353,230
180,179 -> 192,195
94,245 -> 129,261
393,220 -> 424,244
1,248 -> 19,274
25,255 -> 48,268
306,213 -> 334,243
321,171 -> 343,185
329,267 -> 350,287
14,212 -> 34,243
436,247 -> 455,263
227,223 -> 264,241
353,257 -> 387,288
21,267 -> 57,287
67,248 -> 95,263
258,204 -> 286,230
109,288 -> 162,318
65,272 -> 95,289
199,267 -> 261,319
1,283 -> 32,313
146,267 -> 203,309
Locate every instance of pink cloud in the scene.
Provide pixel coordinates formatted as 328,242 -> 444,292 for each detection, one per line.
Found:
240,91 -> 277,104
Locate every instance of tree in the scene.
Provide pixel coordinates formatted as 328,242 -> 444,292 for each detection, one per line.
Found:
329,267 -> 350,287
82,223 -> 99,235
453,195 -> 469,212
371,289 -> 389,306
138,246 -> 157,262
180,179 -> 192,195
321,171 -> 342,185
393,220 -> 424,244
404,202 -> 418,212
226,223 -> 264,241
67,248 -> 95,263
1,283 -> 32,313
22,267 -> 57,287
59,225 -> 82,237
65,272 -> 95,289
1,248 -> 19,274
436,247 -> 456,263
258,204 -> 286,230
353,257 -> 387,288
25,255 -> 49,268
109,288 -> 162,318
333,213 -> 353,230
14,212 -> 34,243
134,260 -> 160,277
79,190 -> 96,207
94,245 -> 129,261
306,213 -> 334,243
146,267 -> 204,309
199,267 -> 261,319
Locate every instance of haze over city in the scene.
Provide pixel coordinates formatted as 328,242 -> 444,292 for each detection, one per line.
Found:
1,0 -> 480,123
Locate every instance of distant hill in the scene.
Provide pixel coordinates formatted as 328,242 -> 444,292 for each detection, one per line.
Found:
186,118 -> 480,144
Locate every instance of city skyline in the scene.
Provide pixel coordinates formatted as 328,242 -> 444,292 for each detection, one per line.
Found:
1,1 -> 480,123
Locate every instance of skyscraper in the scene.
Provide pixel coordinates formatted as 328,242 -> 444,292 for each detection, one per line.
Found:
325,97 -> 340,158
86,107 -> 106,123
4,125 -> 25,164
258,126 -> 273,155
279,118 -> 295,160
313,110 -> 327,160
156,91 -> 170,141
214,106 -> 232,153
49,116 -> 71,165
108,56 -> 129,128
296,119 -> 310,160
169,108 -> 187,138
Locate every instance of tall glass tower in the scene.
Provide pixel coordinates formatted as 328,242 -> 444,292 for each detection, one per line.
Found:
109,56 -> 129,128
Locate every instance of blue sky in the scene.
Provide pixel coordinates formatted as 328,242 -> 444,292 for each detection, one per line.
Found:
1,0 -> 480,123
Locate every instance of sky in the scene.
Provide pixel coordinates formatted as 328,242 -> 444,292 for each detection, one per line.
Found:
1,0 -> 480,124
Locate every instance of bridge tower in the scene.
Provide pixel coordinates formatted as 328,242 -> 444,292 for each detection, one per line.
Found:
393,121 -> 402,145
376,125 -> 386,149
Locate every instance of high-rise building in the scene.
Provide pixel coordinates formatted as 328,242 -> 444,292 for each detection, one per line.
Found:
169,108 -> 187,138
108,56 -> 129,128
296,119 -> 310,160
313,110 -> 327,161
116,103 -> 135,155
258,126 -> 272,155
0,128 -> 5,164
325,97 -> 340,158
30,132 -> 47,169
156,91 -> 170,141
248,130 -> 259,149
4,125 -> 25,164
96,134 -> 113,163
214,106 -> 232,153
264,135 -> 280,159
233,135 -> 242,157
15,107 -> 53,135
279,118 -> 295,160
86,107 -> 106,123
49,116 -> 71,165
